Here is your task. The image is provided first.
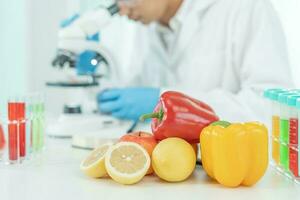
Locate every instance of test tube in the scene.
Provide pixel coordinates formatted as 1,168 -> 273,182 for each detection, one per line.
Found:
0,119 -> 5,159
268,89 -> 287,165
297,99 -> 300,178
31,97 -> 38,153
278,92 -> 298,172
8,99 -> 19,164
17,100 -> 26,160
37,100 -> 45,151
287,95 -> 300,178
25,97 -> 32,158
31,94 -> 45,153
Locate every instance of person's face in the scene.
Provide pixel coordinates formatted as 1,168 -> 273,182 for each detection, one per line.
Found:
118,0 -> 169,24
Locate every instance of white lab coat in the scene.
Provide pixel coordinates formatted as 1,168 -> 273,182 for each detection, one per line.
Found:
102,0 -> 293,123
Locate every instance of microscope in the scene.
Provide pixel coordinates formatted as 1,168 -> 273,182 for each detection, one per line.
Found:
47,2 -> 132,144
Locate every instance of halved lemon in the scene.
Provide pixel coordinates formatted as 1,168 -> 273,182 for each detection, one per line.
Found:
105,142 -> 150,185
80,143 -> 112,178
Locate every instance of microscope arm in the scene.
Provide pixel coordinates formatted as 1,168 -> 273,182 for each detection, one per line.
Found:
58,3 -> 119,40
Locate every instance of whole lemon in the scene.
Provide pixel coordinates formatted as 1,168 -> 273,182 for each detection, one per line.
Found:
152,138 -> 196,182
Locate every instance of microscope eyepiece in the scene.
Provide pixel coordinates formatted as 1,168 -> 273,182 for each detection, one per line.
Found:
108,3 -> 120,15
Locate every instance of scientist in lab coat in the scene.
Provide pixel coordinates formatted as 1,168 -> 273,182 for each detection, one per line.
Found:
98,0 -> 293,122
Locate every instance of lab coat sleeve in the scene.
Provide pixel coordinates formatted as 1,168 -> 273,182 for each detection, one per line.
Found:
161,0 -> 294,123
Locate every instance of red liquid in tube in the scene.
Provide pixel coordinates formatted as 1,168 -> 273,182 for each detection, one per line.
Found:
0,124 -> 5,150
17,103 -> 26,158
8,103 -> 18,161
289,118 -> 299,177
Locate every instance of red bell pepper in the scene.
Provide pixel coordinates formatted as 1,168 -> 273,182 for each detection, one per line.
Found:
140,91 -> 219,143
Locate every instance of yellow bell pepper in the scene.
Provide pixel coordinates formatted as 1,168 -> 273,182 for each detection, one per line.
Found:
200,121 -> 268,187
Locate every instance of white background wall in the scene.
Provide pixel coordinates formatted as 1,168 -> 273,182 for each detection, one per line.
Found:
26,0 -> 79,115
0,0 -> 28,114
270,0 -> 300,86
0,0 -> 78,115
0,0 -> 299,115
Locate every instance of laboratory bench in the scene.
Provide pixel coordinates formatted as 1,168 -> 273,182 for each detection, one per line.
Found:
0,138 -> 300,200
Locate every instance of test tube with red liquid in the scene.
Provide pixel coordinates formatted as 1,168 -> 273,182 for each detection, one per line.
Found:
8,101 -> 18,163
0,123 -> 5,153
287,95 -> 300,178
17,102 -> 26,159
8,98 -> 26,163
289,117 -> 298,177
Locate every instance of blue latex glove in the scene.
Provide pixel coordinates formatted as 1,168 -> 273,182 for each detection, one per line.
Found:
98,88 -> 160,120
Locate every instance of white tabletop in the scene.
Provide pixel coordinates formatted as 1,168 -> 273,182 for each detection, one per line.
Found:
1,138 -> 300,200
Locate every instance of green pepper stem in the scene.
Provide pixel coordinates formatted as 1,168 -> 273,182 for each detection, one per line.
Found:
139,109 -> 164,122
211,121 -> 231,128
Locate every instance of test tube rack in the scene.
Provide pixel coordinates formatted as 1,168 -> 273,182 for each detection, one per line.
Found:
264,89 -> 300,184
0,94 -> 45,165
